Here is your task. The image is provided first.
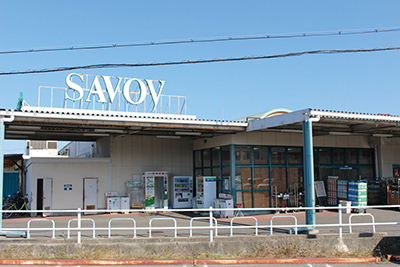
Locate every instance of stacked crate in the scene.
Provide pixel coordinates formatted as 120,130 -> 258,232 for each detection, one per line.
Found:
327,176 -> 338,205
337,179 -> 348,200
348,181 -> 367,207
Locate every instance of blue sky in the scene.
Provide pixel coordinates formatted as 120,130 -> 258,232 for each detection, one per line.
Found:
1,1 -> 400,153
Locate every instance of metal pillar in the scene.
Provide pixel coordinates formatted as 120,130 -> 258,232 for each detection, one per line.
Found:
303,119 -> 315,227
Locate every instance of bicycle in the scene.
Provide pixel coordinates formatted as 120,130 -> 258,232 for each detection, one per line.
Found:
2,193 -> 30,219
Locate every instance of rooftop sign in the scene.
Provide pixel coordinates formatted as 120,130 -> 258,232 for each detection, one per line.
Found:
66,73 -> 166,112
27,73 -> 187,115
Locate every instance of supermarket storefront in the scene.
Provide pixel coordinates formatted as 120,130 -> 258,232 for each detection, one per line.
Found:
1,74 -> 400,224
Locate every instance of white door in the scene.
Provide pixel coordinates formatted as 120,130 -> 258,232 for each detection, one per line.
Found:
84,178 -> 98,213
43,178 -> 53,216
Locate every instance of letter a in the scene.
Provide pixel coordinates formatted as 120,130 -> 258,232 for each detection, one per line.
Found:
86,76 -> 107,103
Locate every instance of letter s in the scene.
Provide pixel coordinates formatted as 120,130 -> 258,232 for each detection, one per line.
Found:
65,73 -> 84,101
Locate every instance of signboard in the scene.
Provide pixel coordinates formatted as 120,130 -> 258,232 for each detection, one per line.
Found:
314,181 -> 326,198
66,73 -> 165,112
338,166 -> 353,170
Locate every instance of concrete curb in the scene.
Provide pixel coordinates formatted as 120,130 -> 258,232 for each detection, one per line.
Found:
0,257 -> 381,265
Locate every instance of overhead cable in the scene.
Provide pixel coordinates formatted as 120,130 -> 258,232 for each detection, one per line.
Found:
1,46 -> 399,76
0,27 -> 400,55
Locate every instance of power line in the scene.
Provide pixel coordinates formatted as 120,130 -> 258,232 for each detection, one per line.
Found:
1,46 -> 399,76
1,27 -> 400,55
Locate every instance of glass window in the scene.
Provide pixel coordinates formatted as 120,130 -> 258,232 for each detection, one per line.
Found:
319,148 -> 331,165
203,168 -> 211,176
271,147 -> 286,164
254,146 -> 268,164
288,167 -> 302,186
195,169 -> 202,177
212,147 -> 220,167
212,167 -> 220,177
236,191 -> 253,208
271,167 -> 286,193
346,149 -> 357,165
319,167 -> 332,188
235,167 -> 252,191
333,149 -> 345,165
194,150 -> 202,168
235,146 -> 251,164
254,167 -> 269,190
203,149 -> 211,167
288,147 -> 302,164
360,168 -> 374,180
359,149 -> 373,165
221,146 -> 230,166
254,191 -> 270,208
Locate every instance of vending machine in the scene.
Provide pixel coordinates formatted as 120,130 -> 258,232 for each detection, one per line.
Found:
170,176 -> 193,208
196,176 -> 217,209
141,171 -> 168,209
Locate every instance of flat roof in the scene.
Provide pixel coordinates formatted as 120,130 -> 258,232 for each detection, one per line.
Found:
1,107 -> 247,141
248,108 -> 400,137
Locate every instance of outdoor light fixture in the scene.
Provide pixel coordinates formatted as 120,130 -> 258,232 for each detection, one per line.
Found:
175,131 -> 201,136
94,129 -> 125,133
8,125 -> 41,130
328,131 -> 351,136
372,133 -> 393,137
157,135 -> 181,139
83,133 -> 110,137
7,130 -> 35,135
280,129 -> 303,133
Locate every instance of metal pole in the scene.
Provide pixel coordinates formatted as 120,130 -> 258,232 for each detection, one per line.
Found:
209,206 -> 213,242
303,119 -> 315,227
77,208 -> 81,244
338,203 -> 342,238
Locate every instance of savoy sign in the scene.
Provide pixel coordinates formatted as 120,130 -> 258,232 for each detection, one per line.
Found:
65,73 -> 166,112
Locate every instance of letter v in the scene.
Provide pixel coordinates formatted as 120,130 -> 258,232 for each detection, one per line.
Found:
102,76 -> 123,103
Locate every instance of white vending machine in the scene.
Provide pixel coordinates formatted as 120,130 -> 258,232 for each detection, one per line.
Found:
196,176 -> 217,209
142,171 -> 169,209
170,176 -> 193,208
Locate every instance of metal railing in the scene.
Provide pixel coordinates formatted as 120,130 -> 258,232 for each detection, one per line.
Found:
1,204 -> 399,244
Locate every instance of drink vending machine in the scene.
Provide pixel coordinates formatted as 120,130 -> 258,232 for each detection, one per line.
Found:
141,171 -> 168,209
196,176 -> 217,209
169,176 -> 193,208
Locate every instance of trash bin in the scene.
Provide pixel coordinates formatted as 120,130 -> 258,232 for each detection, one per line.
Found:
339,200 -> 352,214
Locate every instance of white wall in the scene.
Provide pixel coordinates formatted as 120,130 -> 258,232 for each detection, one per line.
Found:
25,157 -> 110,211
109,135 -> 193,194
378,137 -> 400,177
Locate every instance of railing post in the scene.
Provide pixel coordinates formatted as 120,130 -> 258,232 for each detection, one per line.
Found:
338,203 -> 342,238
209,206 -> 213,242
77,208 -> 81,244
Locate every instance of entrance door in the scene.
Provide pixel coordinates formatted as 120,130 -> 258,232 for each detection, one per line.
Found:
37,178 -> 52,216
155,176 -> 164,208
83,178 -> 98,213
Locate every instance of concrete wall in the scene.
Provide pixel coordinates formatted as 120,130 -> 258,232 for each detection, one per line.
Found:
109,135 -> 193,194
25,157 -> 110,211
377,137 -> 400,177
193,132 -> 372,150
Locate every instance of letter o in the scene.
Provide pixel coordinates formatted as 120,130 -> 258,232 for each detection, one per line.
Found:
123,78 -> 147,105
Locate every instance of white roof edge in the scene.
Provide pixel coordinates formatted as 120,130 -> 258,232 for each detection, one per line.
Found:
247,108 -> 311,131
5,107 -> 247,127
310,109 -> 400,122
21,106 -> 197,120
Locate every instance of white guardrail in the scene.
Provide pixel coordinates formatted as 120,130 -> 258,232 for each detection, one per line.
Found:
1,205 -> 399,244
